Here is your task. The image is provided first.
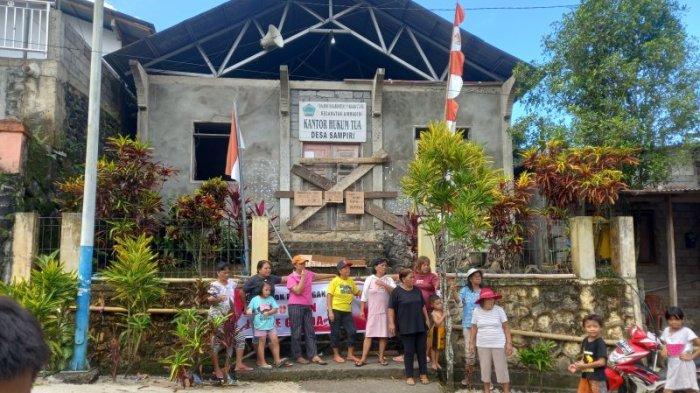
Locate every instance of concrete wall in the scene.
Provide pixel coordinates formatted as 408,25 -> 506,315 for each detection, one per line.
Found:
146,75 -> 281,202
145,76 -> 511,226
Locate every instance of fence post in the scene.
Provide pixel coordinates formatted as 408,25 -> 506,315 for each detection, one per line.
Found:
60,212 -> 82,273
569,216 -> 596,280
250,216 -> 269,275
11,212 -> 39,281
610,216 -> 644,325
417,225 -> 437,271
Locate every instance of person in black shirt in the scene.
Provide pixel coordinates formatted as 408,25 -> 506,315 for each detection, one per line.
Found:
568,314 -> 608,393
388,268 -> 431,386
243,260 -> 286,302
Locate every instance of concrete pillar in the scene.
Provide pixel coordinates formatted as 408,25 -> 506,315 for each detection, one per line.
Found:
610,216 -> 644,325
570,216 -> 596,280
371,69 -> 385,229
417,225 -> 437,272
60,212 -> 81,273
278,65 -> 291,230
250,216 -> 269,275
610,216 -> 636,278
11,212 -> 39,281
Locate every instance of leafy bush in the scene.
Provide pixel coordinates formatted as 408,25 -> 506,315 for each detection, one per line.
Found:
101,235 -> 165,372
0,252 -> 78,371
57,136 -> 175,239
164,309 -> 225,387
518,340 -> 556,372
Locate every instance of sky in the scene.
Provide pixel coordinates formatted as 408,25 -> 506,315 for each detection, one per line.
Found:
105,0 -> 699,119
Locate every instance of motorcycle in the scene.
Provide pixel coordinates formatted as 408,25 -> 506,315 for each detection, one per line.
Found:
605,325 -> 665,392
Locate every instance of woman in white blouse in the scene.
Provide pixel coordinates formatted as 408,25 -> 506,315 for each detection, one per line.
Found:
355,258 -> 396,367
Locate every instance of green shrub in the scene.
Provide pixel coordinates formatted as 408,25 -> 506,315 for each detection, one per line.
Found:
0,252 -> 78,371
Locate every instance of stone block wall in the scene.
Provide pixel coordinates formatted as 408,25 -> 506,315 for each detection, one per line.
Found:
449,277 -> 636,370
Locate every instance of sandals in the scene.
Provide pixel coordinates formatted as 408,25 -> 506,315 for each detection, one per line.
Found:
258,364 -> 273,369
406,378 -> 416,386
311,357 -> 327,365
378,357 -> 389,366
419,375 -> 430,385
354,360 -> 367,367
275,358 -> 293,368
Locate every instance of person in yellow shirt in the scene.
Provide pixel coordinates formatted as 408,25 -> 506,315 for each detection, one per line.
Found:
327,260 -> 362,363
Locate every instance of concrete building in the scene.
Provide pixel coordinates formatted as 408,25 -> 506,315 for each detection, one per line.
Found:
105,0 -> 521,259
617,148 -> 700,327
0,0 -> 154,277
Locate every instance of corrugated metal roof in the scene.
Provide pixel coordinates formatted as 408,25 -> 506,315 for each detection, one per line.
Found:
105,0 -> 522,83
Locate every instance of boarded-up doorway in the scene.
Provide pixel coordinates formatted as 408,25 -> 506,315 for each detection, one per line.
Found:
300,143 -> 362,231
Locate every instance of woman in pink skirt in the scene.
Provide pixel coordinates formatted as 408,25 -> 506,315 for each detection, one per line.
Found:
355,258 -> 396,367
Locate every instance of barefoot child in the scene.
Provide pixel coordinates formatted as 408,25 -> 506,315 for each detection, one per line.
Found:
246,282 -> 292,369
568,314 -> 607,393
660,307 -> 699,393
327,259 -> 362,363
428,295 -> 446,371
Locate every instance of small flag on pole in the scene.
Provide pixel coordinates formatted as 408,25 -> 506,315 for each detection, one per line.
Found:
225,104 -> 243,182
444,2 -> 465,132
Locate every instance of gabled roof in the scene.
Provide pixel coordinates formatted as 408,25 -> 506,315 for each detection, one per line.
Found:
105,0 -> 521,83
60,0 -> 156,46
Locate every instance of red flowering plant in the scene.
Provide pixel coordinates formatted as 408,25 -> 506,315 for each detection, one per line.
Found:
486,172 -> 537,271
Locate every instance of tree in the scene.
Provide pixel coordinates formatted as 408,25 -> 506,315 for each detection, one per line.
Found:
512,0 -> 699,188
402,122 -> 502,387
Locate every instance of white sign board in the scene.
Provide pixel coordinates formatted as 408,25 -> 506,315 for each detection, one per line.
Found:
299,101 -> 367,142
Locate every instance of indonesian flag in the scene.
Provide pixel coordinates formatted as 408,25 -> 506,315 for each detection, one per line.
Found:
225,104 -> 244,182
444,2 -> 465,132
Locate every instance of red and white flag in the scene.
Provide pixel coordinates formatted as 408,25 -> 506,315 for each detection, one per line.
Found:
444,2 -> 465,132
225,104 -> 244,182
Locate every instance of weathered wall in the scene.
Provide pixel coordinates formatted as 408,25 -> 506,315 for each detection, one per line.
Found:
146,75 -> 281,203
145,76 -> 509,220
450,278 -> 636,370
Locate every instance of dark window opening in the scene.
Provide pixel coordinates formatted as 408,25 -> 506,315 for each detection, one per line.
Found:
634,210 -> 656,264
415,126 -> 470,139
193,122 -> 230,181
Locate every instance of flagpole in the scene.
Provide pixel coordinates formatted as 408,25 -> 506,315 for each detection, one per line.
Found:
233,102 -> 251,275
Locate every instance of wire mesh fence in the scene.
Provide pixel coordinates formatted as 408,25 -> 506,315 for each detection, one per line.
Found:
31,216 -> 246,278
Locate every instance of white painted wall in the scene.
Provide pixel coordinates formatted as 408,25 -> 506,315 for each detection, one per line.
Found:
63,13 -> 122,54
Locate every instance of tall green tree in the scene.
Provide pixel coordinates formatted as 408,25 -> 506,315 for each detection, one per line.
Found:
402,122 -> 502,387
512,0 -> 699,188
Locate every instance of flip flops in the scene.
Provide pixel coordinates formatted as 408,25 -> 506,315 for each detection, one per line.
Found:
354,360 -> 367,367
378,357 -> 389,366
275,358 -> 293,368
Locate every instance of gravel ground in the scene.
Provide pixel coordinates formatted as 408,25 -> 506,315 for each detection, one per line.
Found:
31,376 -> 529,393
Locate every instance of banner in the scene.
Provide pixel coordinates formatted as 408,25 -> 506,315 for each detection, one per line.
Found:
299,101 -> 367,142
238,281 -> 366,338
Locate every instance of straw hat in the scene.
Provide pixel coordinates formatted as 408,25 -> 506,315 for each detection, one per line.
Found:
291,255 -> 308,266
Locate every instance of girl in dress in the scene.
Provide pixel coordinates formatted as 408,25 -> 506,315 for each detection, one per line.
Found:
660,307 -> 699,393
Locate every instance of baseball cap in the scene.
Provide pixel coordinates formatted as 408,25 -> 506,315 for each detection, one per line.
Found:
336,259 -> 353,270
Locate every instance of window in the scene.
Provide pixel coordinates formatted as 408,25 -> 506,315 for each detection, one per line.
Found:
0,1 -> 51,58
634,210 -> 656,264
193,122 -> 230,181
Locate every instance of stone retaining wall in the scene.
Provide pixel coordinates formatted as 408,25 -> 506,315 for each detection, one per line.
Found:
450,277 -> 635,370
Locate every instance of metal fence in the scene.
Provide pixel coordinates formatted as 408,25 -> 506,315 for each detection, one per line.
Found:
33,216 -> 245,278
499,217 -> 572,273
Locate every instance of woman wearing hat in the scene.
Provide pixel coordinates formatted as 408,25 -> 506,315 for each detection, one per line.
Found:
356,258 -> 396,367
457,268 -> 483,386
467,287 -> 513,393
286,255 -> 336,365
